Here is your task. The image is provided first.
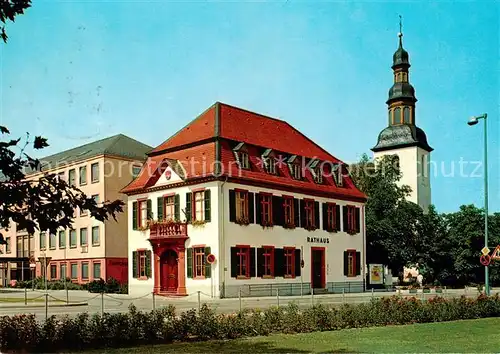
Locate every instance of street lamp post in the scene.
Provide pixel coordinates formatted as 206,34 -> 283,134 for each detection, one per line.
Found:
467,113 -> 489,295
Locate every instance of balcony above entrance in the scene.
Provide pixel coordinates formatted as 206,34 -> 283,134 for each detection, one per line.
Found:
149,221 -> 188,240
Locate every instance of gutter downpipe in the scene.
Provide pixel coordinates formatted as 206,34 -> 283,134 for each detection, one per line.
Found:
220,175 -> 229,298
363,203 -> 367,292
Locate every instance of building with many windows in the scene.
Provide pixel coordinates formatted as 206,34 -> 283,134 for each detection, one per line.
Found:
123,103 -> 367,298
0,134 -> 152,286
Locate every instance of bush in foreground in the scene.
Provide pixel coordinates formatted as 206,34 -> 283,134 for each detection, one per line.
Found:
87,277 -> 128,294
1,294 -> 500,352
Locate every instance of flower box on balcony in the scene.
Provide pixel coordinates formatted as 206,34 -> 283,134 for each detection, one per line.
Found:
149,221 -> 188,239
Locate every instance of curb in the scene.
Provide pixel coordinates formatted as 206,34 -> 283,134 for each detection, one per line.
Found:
0,302 -> 88,309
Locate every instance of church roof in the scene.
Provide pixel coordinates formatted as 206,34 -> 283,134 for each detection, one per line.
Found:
371,124 -> 433,153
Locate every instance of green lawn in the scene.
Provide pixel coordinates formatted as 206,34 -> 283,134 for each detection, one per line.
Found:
93,317 -> 500,353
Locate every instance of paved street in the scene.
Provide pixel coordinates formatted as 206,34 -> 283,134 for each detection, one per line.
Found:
0,287 -> 495,320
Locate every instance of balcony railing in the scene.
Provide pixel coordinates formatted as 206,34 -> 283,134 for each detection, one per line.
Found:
149,222 -> 188,239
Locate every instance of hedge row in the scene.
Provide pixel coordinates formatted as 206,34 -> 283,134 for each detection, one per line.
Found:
12,277 -> 128,293
1,295 -> 500,352
13,277 -> 85,291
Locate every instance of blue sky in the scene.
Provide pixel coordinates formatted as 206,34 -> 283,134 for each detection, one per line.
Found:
0,0 -> 498,213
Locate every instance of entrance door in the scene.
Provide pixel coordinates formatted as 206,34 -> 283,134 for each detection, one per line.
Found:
311,248 -> 325,289
160,250 -> 178,292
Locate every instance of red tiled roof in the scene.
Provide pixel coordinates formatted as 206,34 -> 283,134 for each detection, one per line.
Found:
219,140 -> 364,200
121,102 -> 366,201
121,142 -> 216,193
151,105 -> 216,153
219,103 -> 340,162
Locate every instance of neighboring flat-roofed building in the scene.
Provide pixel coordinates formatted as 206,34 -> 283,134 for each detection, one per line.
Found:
0,134 -> 152,286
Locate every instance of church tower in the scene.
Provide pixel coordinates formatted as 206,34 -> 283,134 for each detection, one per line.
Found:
372,20 -> 433,212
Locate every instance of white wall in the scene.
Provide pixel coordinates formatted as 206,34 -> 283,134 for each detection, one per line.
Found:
220,182 -> 365,297
374,146 -> 431,212
127,181 -> 220,296
128,177 -> 365,297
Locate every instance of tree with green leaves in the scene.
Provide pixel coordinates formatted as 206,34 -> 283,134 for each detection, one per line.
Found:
443,205 -> 500,286
350,154 -> 416,276
0,0 -> 31,42
0,127 -> 124,243
0,1 -> 123,242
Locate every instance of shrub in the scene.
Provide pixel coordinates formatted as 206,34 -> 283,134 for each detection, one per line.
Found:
87,277 -> 128,294
1,294 -> 500,352
12,277 -> 86,291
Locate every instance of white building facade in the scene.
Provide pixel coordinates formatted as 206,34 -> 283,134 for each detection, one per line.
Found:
123,102 -> 367,298
127,175 -> 365,298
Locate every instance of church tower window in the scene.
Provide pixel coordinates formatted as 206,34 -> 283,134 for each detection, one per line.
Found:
394,107 -> 401,124
403,107 -> 411,124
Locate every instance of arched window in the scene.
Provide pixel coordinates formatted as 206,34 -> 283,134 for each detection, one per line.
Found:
403,107 -> 411,124
394,107 -> 402,124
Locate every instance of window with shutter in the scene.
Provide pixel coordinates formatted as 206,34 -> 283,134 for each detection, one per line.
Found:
272,196 -> 284,227
204,189 -> 211,222
259,194 -> 273,226
204,247 -> 211,278
229,190 -> 236,222
294,249 -> 301,277
193,246 -> 206,278
137,200 -> 148,229
157,197 -> 164,221
185,192 -> 192,222
235,190 -> 249,224
163,195 -> 175,221
234,246 -> 250,278
345,205 -> 357,234
191,191 -> 204,221
284,247 -> 295,278
174,194 -> 181,221
304,200 -> 315,230
250,247 -> 256,278
248,193 -> 255,223
186,248 -> 193,278
324,203 -> 338,232
132,251 -> 138,278
314,201 -> 320,229
294,198 -> 300,227
132,202 -> 138,230
230,247 -> 238,278
355,251 -> 361,276
262,246 -> 274,278
138,250 -> 147,278
346,250 -> 356,277
355,207 -> 361,234
257,248 -> 264,278
145,250 -> 152,278
283,196 -> 294,228
147,199 -> 152,219
274,248 -> 284,277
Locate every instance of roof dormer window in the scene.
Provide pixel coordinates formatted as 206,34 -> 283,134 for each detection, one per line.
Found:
261,148 -> 277,175
333,163 -> 344,187
308,159 -> 323,184
288,155 -> 301,180
233,142 -> 250,169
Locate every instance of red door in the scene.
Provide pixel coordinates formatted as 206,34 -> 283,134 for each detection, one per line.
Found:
160,250 -> 178,292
